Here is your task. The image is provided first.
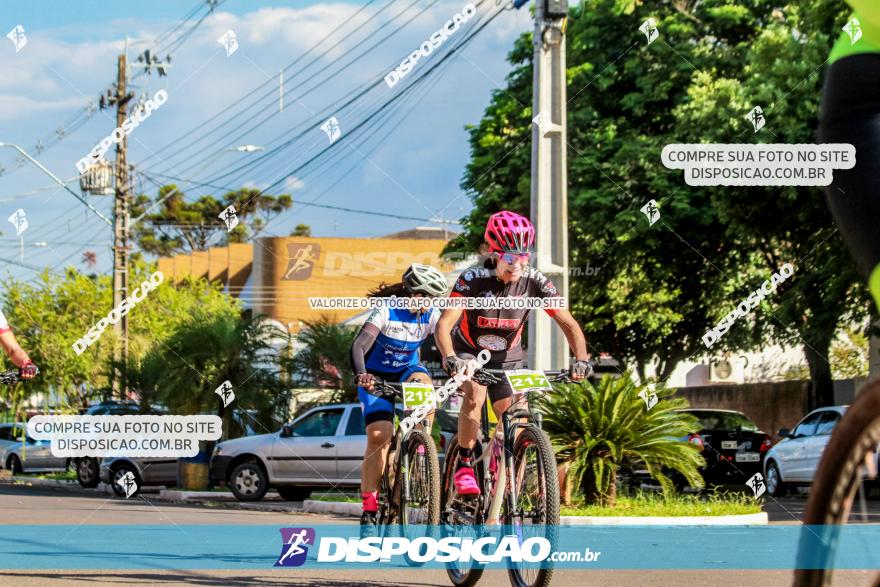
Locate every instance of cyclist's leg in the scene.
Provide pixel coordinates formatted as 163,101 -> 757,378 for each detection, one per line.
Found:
451,350 -> 486,495
358,382 -> 394,511
487,360 -> 523,440
819,53 -> 880,312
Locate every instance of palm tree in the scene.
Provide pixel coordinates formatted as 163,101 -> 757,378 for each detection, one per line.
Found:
537,375 -> 705,507
128,312 -> 290,439
288,316 -> 358,403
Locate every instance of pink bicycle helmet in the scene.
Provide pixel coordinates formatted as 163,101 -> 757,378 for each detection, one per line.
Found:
484,211 -> 535,253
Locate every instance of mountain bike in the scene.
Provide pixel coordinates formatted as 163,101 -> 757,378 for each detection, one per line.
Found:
793,379 -> 880,586
441,366 -> 572,587
369,379 -> 442,547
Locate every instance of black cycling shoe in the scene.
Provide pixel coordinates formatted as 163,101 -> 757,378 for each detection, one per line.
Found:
360,511 -> 378,539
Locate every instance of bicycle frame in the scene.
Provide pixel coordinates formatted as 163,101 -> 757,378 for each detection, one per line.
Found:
459,385 -> 547,526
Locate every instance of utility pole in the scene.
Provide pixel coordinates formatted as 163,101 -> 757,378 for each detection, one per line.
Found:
526,0 -> 570,371
113,52 -> 133,398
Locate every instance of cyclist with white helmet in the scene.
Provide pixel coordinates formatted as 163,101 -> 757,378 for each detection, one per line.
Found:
0,309 -> 38,380
351,263 -> 448,530
435,211 -> 591,496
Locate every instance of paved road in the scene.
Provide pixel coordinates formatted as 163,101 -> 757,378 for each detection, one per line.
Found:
1,485 -> 878,586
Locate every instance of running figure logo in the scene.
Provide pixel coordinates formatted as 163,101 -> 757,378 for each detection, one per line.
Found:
640,199 -> 660,226
218,30 -> 238,57
6,25 -> 27,53
746,472 -> 766,498
117,470 -> 138,499
843,18 -> 862,45
219,204 -> 239,232
8,209 -> 28,236
320,117 -> 341,142
639,18 -> 659,45
275,528 -> 315,567
283,243 -> 320,280
747,106 -> 766,133
215,380 -> 235,408
638,384 -> 659,410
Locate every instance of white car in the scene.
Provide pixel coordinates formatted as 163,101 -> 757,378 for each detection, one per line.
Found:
763,406 -> 879,496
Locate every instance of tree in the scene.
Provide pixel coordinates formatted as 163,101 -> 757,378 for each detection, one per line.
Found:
538,376 -> 705,507
131,184 -> 293,256
0,261 -> 247,409
291,224 -> 311,237
288,316 -> 358,403
449,0 -> 866,405
127,313 -> 290,438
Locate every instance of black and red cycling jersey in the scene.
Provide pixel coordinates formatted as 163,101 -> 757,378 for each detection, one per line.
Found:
449,258 -> 560,363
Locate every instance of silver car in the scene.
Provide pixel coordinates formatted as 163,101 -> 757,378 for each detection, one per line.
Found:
99,456 -> 180,497
211,403 -> 367,502
0,423 -> 69,474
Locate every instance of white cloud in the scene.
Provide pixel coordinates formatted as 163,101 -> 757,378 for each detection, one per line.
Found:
284,176 -> 305,191
0,94 -> 87,121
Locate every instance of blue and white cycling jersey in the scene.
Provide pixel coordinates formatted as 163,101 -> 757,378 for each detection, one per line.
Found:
363,307 -> 440,372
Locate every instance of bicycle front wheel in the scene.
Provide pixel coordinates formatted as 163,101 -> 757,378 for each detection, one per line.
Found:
507,425 -> 560,587
793,380 -> 880,587
398,425 -> 441,535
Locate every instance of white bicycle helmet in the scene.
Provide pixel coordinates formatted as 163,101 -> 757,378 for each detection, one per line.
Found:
402,263 -> 448,297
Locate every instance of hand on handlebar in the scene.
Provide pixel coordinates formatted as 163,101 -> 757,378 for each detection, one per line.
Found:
19,360 -> 38,380
442,355 -> 471,377
569,359 -> 592,381
356,372 -> 375,391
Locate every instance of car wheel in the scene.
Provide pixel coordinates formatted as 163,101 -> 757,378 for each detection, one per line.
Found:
229,460 -> 268,502
77,457 -> 100,488
766,461 -> 787,497
111,464 -> 141,498
275,486 -> 312,501
6,455 -> 22,476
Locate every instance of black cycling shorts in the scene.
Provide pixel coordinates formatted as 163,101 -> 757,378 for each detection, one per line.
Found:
819,53 -> 880,282
452,343 -> 522,403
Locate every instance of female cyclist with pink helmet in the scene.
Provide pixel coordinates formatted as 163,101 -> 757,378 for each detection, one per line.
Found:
434,210 -> 591,495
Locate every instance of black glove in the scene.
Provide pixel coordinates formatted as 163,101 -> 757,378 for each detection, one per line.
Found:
442,355 -> 470,376
570,360 -> 592,380
19,360 -> 38,380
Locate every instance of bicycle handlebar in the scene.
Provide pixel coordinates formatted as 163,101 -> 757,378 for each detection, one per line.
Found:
0,370 -> 22,385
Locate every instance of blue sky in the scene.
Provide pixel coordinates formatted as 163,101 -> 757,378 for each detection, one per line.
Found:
0,1 -> 534,283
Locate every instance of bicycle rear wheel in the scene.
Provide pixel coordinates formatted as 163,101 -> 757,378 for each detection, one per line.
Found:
398,425 -> 441,566
507,425 -> 560,587
442,434 -> 486,587
793,380 -> 880,587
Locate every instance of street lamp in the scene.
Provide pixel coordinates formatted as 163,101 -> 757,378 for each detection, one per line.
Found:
0,142 -> 112,225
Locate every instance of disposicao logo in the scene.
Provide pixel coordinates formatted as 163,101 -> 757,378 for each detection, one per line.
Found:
275,527 -> 315,567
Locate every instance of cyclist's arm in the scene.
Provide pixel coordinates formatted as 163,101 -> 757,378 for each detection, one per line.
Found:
0,310 -> 28,367
349,323 -> 379,374
549,309 -> 589,361
848,1 -> 880,28
435,308 -> 462,360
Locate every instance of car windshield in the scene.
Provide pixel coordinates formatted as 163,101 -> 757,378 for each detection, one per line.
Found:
689,411 -> 758,432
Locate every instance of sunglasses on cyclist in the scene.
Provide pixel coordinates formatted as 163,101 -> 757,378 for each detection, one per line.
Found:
494,251 -> 531,264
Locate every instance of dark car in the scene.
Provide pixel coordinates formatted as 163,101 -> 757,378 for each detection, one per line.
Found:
74,401 -> 149,487
624,408 -> 772,491
679,409 -> 772,486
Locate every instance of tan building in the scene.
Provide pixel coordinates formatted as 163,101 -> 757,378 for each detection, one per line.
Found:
157,229 -> 464,333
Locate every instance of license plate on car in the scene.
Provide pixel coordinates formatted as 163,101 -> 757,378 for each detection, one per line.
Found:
736,452 -> 760,462
721,440 -> 737,449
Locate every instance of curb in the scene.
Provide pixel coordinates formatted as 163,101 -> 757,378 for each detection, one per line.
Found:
157,489 -> 280,501
559,512 -> 768,525
302,499 -> 361,516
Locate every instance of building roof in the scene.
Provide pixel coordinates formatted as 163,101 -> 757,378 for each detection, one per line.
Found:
380,226 -> 459,240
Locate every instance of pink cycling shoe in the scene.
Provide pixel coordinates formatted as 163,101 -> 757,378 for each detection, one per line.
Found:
454,467 -> 481,496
